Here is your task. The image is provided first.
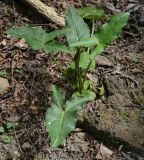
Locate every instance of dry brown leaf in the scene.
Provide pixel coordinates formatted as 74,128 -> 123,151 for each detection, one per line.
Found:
96,143 -> 113,159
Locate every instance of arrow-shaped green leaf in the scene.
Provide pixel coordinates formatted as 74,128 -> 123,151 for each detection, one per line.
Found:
6,26 -> 70,53
45,85 -> 95,148
70,12 -> 129,59
78,6 -> 105,20
90,12 -> 130,59
65,6 -> 90,45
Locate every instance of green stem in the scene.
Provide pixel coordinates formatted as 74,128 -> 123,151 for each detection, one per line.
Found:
83,20 -> 95,86
82,59 -> 92,85
74,50 -> 82,91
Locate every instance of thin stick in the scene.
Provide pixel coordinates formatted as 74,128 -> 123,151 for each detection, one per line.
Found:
83,20 -> 95,84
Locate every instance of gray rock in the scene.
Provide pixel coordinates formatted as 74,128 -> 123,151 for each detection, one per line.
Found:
0,77 -> 9,94
96,56 -> 113,67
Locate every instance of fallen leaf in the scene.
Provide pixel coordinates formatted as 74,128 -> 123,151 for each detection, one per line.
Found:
96,143 -> 113,159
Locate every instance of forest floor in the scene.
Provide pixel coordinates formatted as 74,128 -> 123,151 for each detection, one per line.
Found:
0,0 -> 144,159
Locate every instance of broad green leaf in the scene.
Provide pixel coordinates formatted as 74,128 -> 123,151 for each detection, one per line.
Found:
6,26 -> 70,53
67,89 -> 96,111
81,89 -> 96,100
69,52 -> 90,70
65,6 -> 90,45
43,41 -> 70,53
79,52 -> 90,69
95,12 -> 130,47
70,36 -> 99,47
6,26 -> 48,50
69,52 -> 90,69
45,85 -> 95,148
6,26 -> 35,39
90,12 -> 129,59
90,44 -> 104,60
0,126 -> 4,134
51,85 -> 65,109
70,12 -> 129,59
6,26 -> 68,42
46,27 -> 70,41
45,103 -> 77,148
69,52 -> 95,70
0,135 -> 11,144
78,6 -> 105,20
83,80 -> 93,90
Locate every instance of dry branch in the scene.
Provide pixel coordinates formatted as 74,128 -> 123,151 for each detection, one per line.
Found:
22,0 -> 65,26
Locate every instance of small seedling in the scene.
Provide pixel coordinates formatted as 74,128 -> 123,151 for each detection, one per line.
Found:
0,125 -> 11,144
0,71 -> 7,77
98,83 -> 105,96
14,67 -> 23,73
0,135 -> 11,144
0,126 -> 4,134
5,122 -> 16,132
6,5 -> 129,147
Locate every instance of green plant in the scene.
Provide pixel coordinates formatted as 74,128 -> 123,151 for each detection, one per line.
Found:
66,7 -> 129,91
6,5 -> 130,147
0,71 -> 7,77
45,85 -> 95,147
5,122 -> 16,132
0,126 -> 4,134
77,6 -> 105,20
0,125 -> 11,144
6,6 -> 129,92
0,135 -> 11,144
14,67 -> 23,73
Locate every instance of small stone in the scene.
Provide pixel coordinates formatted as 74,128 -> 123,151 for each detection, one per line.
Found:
22,142 -> 31,149
0,77 -> 10,94
14,38 -> 28,49
1,39 -> 7,46
96,56 -> 113,67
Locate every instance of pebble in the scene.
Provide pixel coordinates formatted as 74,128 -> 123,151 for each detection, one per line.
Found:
96,56 -> 113,67
0,77 -> 9,94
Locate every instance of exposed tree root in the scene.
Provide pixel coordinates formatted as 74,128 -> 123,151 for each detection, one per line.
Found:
22,0 -> 65,26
